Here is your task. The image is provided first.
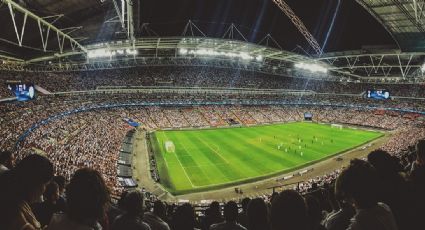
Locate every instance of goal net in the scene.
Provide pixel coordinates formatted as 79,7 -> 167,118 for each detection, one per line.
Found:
331,124 -> 343,130
165,141 -> 175,153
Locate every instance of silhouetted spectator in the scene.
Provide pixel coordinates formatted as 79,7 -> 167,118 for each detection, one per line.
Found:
237,198 -> 250,228
271,190 -> 308,230
111,191 -> 151,230
0,150 -> 14,175
305,195 -> 326,230
144,200 -> 170,230
47,168 -> 110,230
210,201 -> 246,230
52,175 -> 67,212
323,183 -> 355,230
336,159 -> 398,230
247,198 -> 270,230
171,203 -> 199,230
368,150 -> 412,230
32,181 -> 61,227
202,201 -> 223,230
0,154 -> 54,230
408,139 -> 425,230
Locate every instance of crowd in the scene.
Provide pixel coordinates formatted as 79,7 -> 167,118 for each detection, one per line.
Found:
1,66 -> 425,98
0,139 -> 424,230
1,92 -> 425,196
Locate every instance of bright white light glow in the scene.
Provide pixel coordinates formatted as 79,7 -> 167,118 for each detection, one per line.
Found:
179,48 -> 263,61
87,48 -> 138,58
295,62 -> 328,73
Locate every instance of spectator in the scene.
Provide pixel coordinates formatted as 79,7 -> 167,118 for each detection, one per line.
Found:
210,201 -> 246,230
408,139 -> 425,230
0,154 -> 54,230
144,200 -> 170,230
247,198 -> 270,230
52,175 -> 67,212
322,184 -> 355,230
336,159 -> 398,230
171,203 -> 199,230
47,168 -> 110,230
237,198 -> 250,228
368,150 -> 412,230
111,191 -> 151,230
202,201 -> 223,230
32,181 -> 61,227
0,150 -> 14,175
305,195 -> 326,230
271,190 -> 308,230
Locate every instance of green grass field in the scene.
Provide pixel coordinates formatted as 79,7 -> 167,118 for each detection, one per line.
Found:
151,122 -> 383,195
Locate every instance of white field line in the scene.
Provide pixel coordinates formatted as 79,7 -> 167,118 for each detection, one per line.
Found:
162,132 -> 197,188
192,135 -> 230,164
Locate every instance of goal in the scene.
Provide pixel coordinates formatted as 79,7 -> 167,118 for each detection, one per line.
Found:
165,141 -> 175,153
331,124 -> 343,130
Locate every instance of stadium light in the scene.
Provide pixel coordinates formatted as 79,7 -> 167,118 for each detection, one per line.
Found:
179,48 -> 260,61
295,62 -> 328,73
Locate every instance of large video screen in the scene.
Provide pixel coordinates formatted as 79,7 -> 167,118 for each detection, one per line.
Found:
7,83 -> 36,101
366,89 -> 390,100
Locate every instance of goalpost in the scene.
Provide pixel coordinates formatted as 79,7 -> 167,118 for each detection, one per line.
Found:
331,124 -> 343,130
165,141 -> 175,153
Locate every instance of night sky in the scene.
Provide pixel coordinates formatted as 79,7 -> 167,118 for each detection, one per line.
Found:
139,0 -> 395,53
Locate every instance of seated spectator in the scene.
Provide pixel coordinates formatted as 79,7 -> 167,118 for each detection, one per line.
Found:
322,184 -> 355,230
247,198 -> 270,230
47,168 -> 110,230
0,150 -> 14,175
237,198 -> 250,229
171,203 -> 199,230
305,195 -> 326,230
52,175 -> 67,212
368,150 -> 412,230
202,201 -> 223,230
144,200 -> 170,230
0,154 -> 54,230
32,181 -> 61,227
210,201 -> 246,230
336,159 -> 398,230
408,139 -> 425,230
271,190 -> 308,230
111,191 -> 151,230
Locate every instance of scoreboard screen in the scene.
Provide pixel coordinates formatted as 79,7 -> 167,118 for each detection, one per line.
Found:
7,83 -> 36,101
304,112 -> 313,121
366,89 -> 391,100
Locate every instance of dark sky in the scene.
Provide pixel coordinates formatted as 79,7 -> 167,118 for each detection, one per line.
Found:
139,0 -> 395,53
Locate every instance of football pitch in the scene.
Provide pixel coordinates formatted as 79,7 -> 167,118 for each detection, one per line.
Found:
150,122 -> 383,195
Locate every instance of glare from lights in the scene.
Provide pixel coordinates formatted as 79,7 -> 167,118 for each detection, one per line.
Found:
179,48 -> 262,61
87,48 -> 138,59
295,62 -> 328,73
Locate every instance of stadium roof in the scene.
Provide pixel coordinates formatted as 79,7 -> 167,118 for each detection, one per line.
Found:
356,0 -> 425,51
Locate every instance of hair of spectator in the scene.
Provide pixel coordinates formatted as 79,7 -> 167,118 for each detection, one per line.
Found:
66,168 -> 110,223
0,150 -> 13,165
52,175 -> 66,192
44,181 -> 59,201
122,190 -> 144,216
153,200 -> 167,221
172,203 -> 196,229
335,159 -> 379,209
247,198 -> 269,230
271,190 -> 308,230
416,139 -> 425,161
223,201 -> 239,222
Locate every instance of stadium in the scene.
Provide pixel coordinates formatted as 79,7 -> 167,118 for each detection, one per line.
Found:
0,0 -> 424,230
